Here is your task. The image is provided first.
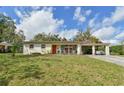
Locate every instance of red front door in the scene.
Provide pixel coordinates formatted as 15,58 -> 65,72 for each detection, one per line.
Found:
52,45 -> 57,54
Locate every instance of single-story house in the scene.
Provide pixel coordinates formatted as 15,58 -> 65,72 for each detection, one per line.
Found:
0,42 -> 12,52
23,41 -> 110,55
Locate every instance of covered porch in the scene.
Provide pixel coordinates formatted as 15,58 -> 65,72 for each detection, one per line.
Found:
51,43 -> 110,55
77,43 -> 110,55
52,45 -> 77,54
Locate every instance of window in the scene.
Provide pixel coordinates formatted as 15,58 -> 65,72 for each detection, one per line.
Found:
29,44 -> 34,49
41,44 -> 46,48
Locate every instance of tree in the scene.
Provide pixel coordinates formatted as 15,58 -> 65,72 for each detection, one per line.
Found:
91,36 -> 101,43
33,32 -> 61,41
0,13 -> 25,56
14,30 -> 25,44
120,40 -> 124,54
0,13 -> 16,43
73,29 -> 84,41
11,30 -> 25,57
60,37 -> 67,41
33,32 -> 46,41
83,27 -> 91,40
111,45 -> 124,55
73,27 -> 101,43
0,13 -> 16,56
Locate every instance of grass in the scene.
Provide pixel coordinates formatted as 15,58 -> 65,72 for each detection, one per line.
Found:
0,53 -> 124,86
118,55 -> 124,57
111,54 -> 124,57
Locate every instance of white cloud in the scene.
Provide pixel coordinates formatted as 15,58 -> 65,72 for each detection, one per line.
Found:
103,39 -> 119,44
13,19 -> 17,23
92,26 -> 122,44
93,26 -> 116,40
16,8 -> 64,40
102,17 -> 112,26
88,14 -> 102,32
73,7 -> 86,23
64,6 -> 70,10
15,6 -> 124,44
115,31 -> 124,39
112,7 -> 124,23
86,10 -> 92,16
42,7 -> 55,12
15,9 -> 24,19
31,6 -> 41,10
89,17 -> 96,28
3,12 -> 8,16
102,6 -> 124,26
59,29 -> 79,40
92,23 -> 124,44
73,7 -> 92,24
91,7 -> 124,44
16,7 -> 79,40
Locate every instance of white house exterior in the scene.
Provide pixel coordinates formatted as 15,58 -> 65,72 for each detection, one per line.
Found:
23,43 -> 52,55
23,41 -> 110,55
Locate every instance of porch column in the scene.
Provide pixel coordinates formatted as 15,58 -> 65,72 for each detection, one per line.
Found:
59,45 -> 61,54
92,45 -> 95,55
5,45 -> 8,49
105,45 -> 110,55
68,45 -> 70,55
5,45 -> 8,52
77,44 -> 81,55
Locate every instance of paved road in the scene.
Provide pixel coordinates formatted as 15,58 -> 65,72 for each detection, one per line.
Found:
88,55 -> 124,67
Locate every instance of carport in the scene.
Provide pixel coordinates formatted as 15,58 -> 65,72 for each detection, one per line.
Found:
77,43 -> 110,55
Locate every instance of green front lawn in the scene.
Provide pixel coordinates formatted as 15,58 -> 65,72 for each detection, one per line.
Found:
118,55 -> 124,57
0,54 -> 124,86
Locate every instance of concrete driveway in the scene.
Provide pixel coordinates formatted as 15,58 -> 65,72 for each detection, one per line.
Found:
88,55 -> 124,67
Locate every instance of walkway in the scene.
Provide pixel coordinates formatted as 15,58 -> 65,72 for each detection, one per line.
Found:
88,55 -> 124,67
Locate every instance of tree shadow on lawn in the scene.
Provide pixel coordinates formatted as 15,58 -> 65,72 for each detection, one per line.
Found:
41,58 -> 62,62
16,54 -> 62,62
17,54 -> 53,58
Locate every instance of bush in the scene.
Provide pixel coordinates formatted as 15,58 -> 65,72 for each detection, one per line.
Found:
110,45 -> 124,55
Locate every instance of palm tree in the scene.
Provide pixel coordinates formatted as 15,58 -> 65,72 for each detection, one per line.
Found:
73,29 -> 84,41
74,27 -> 101,43
83,27 -> 91,40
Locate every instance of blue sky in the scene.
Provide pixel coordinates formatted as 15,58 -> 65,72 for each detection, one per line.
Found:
0,6 -> 124,44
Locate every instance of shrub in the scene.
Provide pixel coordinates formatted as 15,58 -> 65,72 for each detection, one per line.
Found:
110,45 -> 124,55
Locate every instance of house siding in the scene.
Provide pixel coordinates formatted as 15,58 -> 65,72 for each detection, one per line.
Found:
23,44 -> 52,55
23,42 -> 110,55
42,44 -> 52,54
23,44 -> 30,55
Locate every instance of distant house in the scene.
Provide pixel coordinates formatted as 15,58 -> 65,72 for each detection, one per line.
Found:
0,42 -> 12,53
23,41 -> 110,55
